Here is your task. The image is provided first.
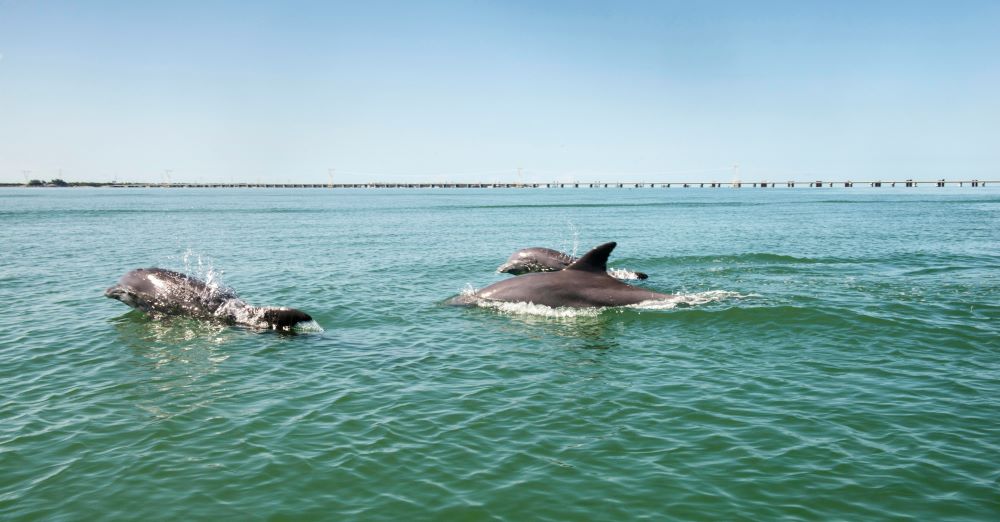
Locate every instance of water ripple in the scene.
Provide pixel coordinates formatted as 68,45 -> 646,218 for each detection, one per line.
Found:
2,188 -> 999,520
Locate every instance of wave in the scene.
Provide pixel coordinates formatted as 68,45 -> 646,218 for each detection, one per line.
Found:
442,202 -> 766,210
659,303 -> 932,333
899,266 -> 994,276
0,208 -> 331,218
629,291 -> 750,310
661,253 -> 842,265
653,251 -> 1000,268
814,198 -> 1000,205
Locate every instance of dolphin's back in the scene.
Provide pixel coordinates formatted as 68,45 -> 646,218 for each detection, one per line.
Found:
107,268 -> 238,317
478,270 -> 668,308
498,244 -> 649,280
497,247 -> 575,274
106,267 -> 313,330
475,243 -> 671,308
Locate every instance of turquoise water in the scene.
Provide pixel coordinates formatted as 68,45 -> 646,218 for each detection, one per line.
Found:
1,187 -> 998,520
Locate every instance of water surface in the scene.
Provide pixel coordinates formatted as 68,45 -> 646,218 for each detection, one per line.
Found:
1,187 -> 998,520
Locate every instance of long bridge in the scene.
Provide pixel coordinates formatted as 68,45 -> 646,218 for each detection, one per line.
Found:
78,179 -> 992,189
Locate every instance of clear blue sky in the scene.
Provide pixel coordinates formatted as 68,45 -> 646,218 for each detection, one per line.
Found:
1,1 -> 997,183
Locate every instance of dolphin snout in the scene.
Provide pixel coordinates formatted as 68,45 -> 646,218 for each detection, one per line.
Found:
105,285 -> 139,308
496,262 -> 525,275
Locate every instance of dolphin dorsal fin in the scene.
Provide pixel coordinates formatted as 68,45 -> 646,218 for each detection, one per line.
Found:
565,242 -> 617,273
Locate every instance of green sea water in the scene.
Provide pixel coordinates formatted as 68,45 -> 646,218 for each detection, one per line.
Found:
1,187 -> 998,520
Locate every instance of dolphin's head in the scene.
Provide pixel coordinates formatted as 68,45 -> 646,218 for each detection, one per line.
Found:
497,247 -> 573,275
259,307 -> 313,331
104,284 -> 123,299
105,284 -> 138,308
496,260 -> 529,275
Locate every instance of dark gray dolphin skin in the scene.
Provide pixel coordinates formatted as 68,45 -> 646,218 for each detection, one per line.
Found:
456,242 -> 671,308
497,246 -> 649,280
105,268 -> 312,331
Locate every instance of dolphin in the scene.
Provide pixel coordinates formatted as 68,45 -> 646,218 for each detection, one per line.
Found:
105,268 -> 313,331
456,242 -> 671,308
497,246 -> 649,280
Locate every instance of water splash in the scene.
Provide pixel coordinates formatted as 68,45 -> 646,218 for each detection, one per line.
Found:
476,300 -> 603,319
176,249 -> 238,307
293,320 -> 325,333
628,290 -> 750,310
563,219 -> 580,257
179,249 -> 227,294
608,268 -> 644,280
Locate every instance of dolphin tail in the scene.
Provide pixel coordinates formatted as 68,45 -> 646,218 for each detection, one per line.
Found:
258,307 -> 313,330
230,305 -> 312,330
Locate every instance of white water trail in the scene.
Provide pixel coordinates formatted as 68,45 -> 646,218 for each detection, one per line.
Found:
628,290 -> 750,310
460,288 -> 750,317
475,300 -> 603,319
294,320 -> 325,333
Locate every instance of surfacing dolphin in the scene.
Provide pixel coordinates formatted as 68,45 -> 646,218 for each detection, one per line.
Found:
105,268 -> 313,331
497,246 -> 649,280
455,242 -> 671,308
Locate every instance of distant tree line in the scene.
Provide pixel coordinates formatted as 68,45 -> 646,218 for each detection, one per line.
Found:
25,179 -> 73,187
0,180 -> 123,187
